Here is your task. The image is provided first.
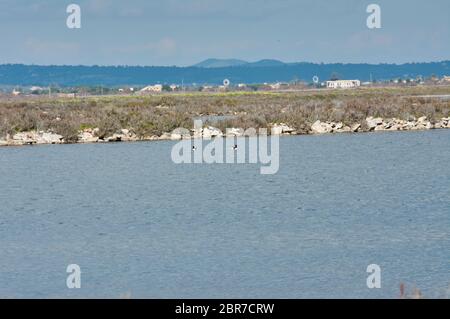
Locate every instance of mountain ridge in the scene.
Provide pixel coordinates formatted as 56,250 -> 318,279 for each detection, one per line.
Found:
193,58 -> 287,68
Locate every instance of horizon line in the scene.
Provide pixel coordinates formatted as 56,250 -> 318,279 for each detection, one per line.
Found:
0,59 -> 449,68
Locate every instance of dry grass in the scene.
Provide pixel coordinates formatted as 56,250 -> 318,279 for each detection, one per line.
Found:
1,86 -> 450,140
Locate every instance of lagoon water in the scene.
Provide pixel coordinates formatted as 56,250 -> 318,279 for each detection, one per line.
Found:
0,130 -> 449,298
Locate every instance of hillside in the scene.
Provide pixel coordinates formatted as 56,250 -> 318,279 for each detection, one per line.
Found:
0,61 -> 449,87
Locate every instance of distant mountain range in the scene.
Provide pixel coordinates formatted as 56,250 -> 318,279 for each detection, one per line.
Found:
0,60 -> 449,87
193,59 -> 287,68
193,59 -> 249,68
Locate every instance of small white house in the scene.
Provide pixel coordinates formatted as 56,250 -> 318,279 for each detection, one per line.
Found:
326,80 -> 361,89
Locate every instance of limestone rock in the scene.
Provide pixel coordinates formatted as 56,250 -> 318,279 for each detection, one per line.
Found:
78,129 -> 99,143
366,117 -> 384,131
40,132 -> 64,144
336,126 -> 351,133
203,126 -> 223,139
351,123 -> 361,132
13,132 -> 37,145
311,121 -> 333,134
227,128 -> 245,137
271,126 -> 283,136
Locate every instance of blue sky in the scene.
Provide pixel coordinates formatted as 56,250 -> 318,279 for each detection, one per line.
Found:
0,0 -> 449,66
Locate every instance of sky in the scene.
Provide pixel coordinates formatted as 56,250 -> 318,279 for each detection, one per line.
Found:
0,0 -> 449,66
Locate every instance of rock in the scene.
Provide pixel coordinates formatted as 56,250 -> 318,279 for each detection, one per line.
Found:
280,123 -> 296,134
434,122 -> 443,129
382,119 -> 402,131
417,116 -> 428,123
78,130 -> 99,143
366,117 -> 384,131
351,123 -> 361,132
390,124 -> 402,131
435,117 -> 450,129
8,131 -> 64,145
271,126 -> 283,136
106,134 -> 123,142
191,128 -> 203,139
311,120 -> 333,134
102,130 -> 136,142
40,132 -> 64,144
403,121 -> 416,130
171,128 -> 192,140
159,132 -> 172,140
169,127 -> 192,141
336,126 -> 351,133
203,126 -> 222,139
383,120 -> 393,130
227,128 -> 244,137
271,123 -> 296,135
412,116 -> 433,130
393,119 -> 406,130
123,134 -> 138,142
13,132 -> 37,145
170,133 -> 182,140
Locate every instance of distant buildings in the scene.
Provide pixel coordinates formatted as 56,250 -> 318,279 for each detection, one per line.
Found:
442,76 -> 450,83
140,84 -> 163,93
30,86 -> 44,93
326,80 -> 361,89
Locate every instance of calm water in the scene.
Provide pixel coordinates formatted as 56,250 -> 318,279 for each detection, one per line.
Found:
0,130 -> 449,298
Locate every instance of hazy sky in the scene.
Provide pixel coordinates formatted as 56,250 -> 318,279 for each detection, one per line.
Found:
0,0 -> 449,66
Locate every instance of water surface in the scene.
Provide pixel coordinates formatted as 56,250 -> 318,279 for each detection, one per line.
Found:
0,130 -> 449,298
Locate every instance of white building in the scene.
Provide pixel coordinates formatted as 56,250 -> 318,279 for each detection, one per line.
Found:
326,80 -> 361,89
270,83 -> 282,90
30,86 -> 44,92
442,76 -> 450,83
140,84 -> 163,93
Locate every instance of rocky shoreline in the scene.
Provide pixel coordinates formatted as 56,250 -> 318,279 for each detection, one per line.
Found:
1,116 -> 449,147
